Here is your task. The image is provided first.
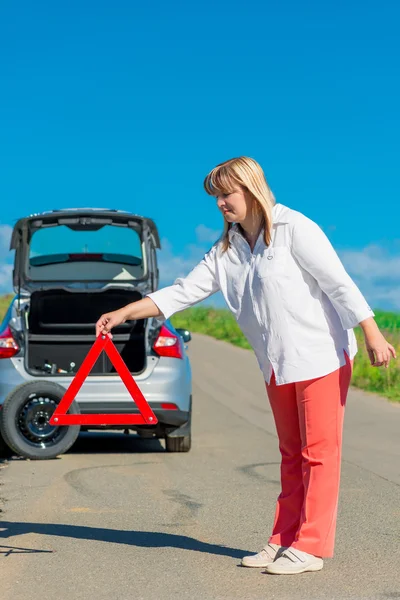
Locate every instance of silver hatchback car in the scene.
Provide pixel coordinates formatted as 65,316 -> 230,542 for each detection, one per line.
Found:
0,208 -> 192,460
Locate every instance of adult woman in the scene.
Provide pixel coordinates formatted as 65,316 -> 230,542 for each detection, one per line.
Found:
95,157 -> 395,575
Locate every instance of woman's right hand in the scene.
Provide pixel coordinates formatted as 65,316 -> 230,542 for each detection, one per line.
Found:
95,309 -> 127,338
95,298 -> 162,338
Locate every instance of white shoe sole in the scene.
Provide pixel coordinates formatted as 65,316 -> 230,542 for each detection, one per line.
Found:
241,559 -> 274,568
266,562 -> 323,575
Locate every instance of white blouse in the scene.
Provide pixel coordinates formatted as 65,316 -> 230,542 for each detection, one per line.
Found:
147,203 -> 374,385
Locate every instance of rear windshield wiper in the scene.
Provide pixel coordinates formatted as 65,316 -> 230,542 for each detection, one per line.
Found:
30,253 -> 142,266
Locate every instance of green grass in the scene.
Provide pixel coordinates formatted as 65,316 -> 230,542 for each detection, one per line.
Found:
172,306 -> 252,350
171,306 -> 400,403
0,294 -> 14,323
1,294 -> 399,402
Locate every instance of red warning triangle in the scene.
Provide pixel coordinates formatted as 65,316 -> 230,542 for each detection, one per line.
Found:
49,334 -> 158,426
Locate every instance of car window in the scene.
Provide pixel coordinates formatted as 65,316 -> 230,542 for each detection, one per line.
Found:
30,225 -> 142,264
28,225 -> 144,281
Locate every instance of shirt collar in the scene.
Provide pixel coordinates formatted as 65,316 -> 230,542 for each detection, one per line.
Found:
228,203 -> 289,240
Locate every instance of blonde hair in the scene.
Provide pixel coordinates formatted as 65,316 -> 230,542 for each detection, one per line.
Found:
203,156 -> 276,252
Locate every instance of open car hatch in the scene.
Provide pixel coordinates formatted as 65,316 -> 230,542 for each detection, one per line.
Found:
10,209 -> 161,293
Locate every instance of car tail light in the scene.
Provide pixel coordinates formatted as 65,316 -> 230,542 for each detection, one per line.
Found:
161,403 -> 178,410
153,324 -> 184,359
69,253 -> 103,261
0,325 -> 19,359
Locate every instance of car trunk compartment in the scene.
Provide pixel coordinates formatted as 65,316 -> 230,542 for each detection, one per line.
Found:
25,289 -> 147,376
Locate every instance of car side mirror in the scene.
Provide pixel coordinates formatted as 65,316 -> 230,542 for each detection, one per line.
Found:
175,328 -> 192,343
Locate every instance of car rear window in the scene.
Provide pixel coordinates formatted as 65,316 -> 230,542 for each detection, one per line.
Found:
28,225 -> 144,281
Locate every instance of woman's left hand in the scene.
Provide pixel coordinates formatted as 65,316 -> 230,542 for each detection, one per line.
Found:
364,330 -> 396,368
360,317 -> 396,368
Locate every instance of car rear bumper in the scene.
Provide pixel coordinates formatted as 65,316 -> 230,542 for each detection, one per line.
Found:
0,354 -> 192,413
78,401 -> 190,427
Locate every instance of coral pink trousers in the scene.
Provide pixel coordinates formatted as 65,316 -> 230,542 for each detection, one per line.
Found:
266,354 -> 353,558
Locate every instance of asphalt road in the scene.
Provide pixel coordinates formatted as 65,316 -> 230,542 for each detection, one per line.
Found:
1,333 -> 400,600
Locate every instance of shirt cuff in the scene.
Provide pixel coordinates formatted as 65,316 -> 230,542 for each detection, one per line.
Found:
146,290 -> 173,321
338,305 -> 375,330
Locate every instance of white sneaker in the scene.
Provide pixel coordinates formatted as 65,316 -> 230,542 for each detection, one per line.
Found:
241,543 -> 281,568
265,547 -> 323,575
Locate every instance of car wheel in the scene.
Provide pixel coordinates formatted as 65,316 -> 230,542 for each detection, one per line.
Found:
164,396 -> 192,453
0,381 -> 81,460
165,431 -> 191,452
0,428 -> 12,459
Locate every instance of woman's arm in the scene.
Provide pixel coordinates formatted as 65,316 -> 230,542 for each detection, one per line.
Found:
95,245 -> 220,337
291,213 -> 396,368
146,245 -> 220,320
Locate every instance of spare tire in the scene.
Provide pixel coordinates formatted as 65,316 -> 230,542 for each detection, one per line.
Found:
0,381 -> 80,460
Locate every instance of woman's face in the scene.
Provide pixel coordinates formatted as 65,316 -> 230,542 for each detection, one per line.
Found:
216,187 -> 252,223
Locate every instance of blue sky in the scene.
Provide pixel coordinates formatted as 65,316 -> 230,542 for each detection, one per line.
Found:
1,0 -> 400,308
